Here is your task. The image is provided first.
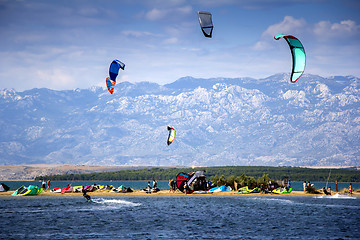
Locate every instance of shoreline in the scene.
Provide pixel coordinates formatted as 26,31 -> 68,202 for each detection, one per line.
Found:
1,190 -> 358,198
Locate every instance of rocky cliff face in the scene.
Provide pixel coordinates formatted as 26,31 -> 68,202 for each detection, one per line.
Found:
1,74 -> 359,167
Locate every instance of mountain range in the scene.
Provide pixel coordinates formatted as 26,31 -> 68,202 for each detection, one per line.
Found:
1,73 -> 359,167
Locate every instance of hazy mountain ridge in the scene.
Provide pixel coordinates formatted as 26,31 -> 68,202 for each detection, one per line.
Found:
0,74 -> 359,166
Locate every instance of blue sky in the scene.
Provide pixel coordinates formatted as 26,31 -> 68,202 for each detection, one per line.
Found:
0,0 -> 359,91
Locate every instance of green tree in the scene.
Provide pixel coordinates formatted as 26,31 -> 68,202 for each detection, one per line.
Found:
257,174 -> 271,186
225,175 -> 236,189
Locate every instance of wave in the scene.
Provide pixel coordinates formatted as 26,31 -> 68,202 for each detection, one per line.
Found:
249,196 -> 360,210
251,197 -> 295,204
314,193 -> 357,199
91,198 -> 141,207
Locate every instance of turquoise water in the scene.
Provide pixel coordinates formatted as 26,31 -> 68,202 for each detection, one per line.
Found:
1,195 -> 359,239
2,180 -> 359,192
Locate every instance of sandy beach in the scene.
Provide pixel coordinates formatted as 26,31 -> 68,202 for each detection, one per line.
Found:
1,190 -> 358,198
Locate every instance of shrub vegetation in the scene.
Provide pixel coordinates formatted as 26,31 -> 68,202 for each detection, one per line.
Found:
35,166 -> 360,183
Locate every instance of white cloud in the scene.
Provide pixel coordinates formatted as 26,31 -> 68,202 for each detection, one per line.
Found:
145,5 -> 192,21
261,16 -> 306,37
251,17 -> 360,78
253,16 -> 360,54
253,16 -> 307,51
34,68 -> 76,89
13,33 -> 47,43
146,8 -> 166,21
122,30 -> 160,38
140,0 -> 187,8
193,0 -> 320,9
252,40 -> 272,51
313,20 -> 360,40
163,37 -> 179,44
256,17 -> 360,45
78,7 -> 100,17
176,5 -> 192,14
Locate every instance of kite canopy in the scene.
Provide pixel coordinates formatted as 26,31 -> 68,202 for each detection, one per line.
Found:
272,187 -> 292,194
176,171 -> 205,194
197,11 -> 213,38
176,172 -> 190,193
0,183 -> 10,192
109,59 -> 125,84
106,59 -> 125,94
167,126 -> 176,145
12,185 -> 42,196
209,185 -> 232,192
106,77 -> 114,94
274,34 -> 306,83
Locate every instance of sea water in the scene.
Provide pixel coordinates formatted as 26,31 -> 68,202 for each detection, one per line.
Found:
1,195 -> 359,239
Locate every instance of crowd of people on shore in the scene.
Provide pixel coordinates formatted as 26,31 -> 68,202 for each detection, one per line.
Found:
143,179 -> 160,194
11,178 -> 355,198
302,180 -> 354,195
41,179 -> 51,190
168,178 -> 214,193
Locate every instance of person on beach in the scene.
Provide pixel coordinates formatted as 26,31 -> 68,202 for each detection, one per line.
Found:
147,181 -> 151,194
327,187 -> 331,195
303,181 -> 306,192
41,180 -> 46,189
184,182 -> 187,195
260,184 -> 266,194
82,186 -> 91,202
269,181 -> 274,191
208,180 -> 213,190
286,180 -> 291,191
47,179 -> 51,191
153,179 -> 157,189
348,183 -> 353,195
335,180 -> 338,192
169,179 -> 174,192
172,180 -> 176,192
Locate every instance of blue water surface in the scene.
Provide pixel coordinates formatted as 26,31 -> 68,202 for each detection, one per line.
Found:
1,195 -> 359,239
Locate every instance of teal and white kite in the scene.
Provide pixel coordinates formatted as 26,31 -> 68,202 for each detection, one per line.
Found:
274,34 -> 306,83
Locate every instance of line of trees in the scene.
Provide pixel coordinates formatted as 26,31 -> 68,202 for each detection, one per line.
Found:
211,173 -> 278,190
35,166 -> 360,183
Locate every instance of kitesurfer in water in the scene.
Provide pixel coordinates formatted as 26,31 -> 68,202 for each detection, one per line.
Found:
82,186 -> 91,202
323,187 -> 331,195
